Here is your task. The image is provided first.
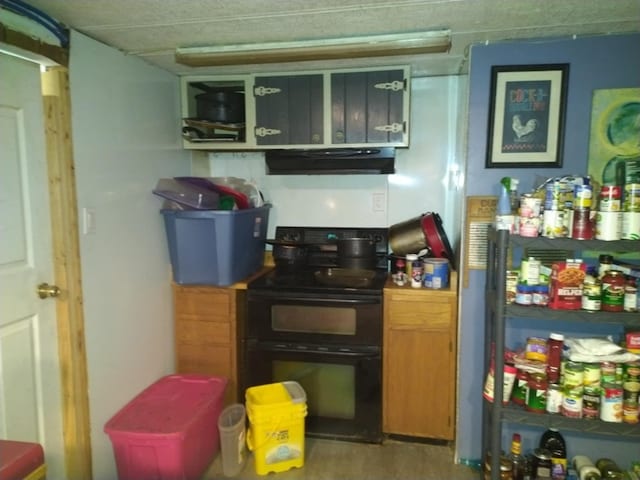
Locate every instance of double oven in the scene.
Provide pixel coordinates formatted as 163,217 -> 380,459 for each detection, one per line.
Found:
244,227 -> 388,443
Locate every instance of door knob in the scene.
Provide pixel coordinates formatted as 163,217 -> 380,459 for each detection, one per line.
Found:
37,282 -> 61,299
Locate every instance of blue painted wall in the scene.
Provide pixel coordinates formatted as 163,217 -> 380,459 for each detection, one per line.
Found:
458,33 -> 640,465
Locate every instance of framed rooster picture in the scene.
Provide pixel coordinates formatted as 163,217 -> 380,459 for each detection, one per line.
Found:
486,64 -> 569,168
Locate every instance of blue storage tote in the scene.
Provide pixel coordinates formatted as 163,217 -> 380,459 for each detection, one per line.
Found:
161,205 -> 270,286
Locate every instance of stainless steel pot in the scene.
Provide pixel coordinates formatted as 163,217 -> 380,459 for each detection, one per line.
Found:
337,238 -> 376,270
195,91 -> 245,124
389,216 -> 427,255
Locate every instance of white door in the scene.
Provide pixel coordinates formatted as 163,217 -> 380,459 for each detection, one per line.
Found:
0,53 -> 65,478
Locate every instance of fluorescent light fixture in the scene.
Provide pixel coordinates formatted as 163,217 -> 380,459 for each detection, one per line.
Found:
175,30 -> 451,67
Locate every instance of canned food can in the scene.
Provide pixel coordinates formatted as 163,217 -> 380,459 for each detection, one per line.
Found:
546,383 -> 563,414
601,361 -> 617,383
624,183 -> 640,212
542,209 -> 566,238
583,363 -> 602,387
511,369 -> 529,406
621,211 -> 640,240
572,208 -> 593,239
564,361 -> 584,387
582,386 -> 601,419
519,216 -> 541,237
422,258 -> 449,289
526,373 -> 547,414
520,194 -> 542,218
623,380 -> 640,404
599,185 -> 622,212
581,277 -> 602,312
595,211 -> 622,240
623,403 -> 639,424
574,184 -> 593,209
562,386 -> 583,418
624,362 -> 640,381
600,383 -> 623,422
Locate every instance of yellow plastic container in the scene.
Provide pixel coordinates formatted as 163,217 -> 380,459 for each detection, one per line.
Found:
245,381 -> 307,476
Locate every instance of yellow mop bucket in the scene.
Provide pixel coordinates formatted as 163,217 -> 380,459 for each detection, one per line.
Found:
245,381 -> 307,475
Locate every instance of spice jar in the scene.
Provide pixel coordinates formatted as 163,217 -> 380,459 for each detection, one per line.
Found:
483,452 -> 514,480
601,270 -> 626,312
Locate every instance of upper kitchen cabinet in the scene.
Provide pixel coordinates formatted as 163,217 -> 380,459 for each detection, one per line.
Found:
331,67 -> 409,146
180,66 -> 410,150
180,75 -> 253,149
254,73 -> 324,146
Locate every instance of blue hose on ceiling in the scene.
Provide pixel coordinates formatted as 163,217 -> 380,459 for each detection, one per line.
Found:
0,0 -> 69,47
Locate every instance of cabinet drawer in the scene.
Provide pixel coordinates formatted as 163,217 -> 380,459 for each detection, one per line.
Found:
387,300 -> 452,329
173,286 -> 233,322
176,320 -> 232,345
176,344 -> 232,375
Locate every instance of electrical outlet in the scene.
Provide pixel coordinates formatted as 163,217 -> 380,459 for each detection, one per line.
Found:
82,207 -> 96,235
372,193 -> 386,212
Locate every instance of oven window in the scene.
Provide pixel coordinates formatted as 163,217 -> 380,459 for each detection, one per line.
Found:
271,305 -> 356,335
273,360 -> 355,420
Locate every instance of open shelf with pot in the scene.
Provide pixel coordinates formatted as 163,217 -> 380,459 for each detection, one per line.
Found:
180,75 -> 251,147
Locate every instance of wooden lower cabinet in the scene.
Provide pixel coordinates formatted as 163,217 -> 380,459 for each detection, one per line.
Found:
382,276 -> 458,440
173,284 -> 245,405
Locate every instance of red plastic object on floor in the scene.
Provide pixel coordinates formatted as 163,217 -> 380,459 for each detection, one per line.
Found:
104,374 -> 228,480
0,439 -> 45,480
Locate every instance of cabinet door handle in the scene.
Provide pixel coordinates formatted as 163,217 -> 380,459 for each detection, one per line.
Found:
374,80 -> 404,92
255,126 -> 282,137
374,123 -> 404,133
254,86 -> 281,96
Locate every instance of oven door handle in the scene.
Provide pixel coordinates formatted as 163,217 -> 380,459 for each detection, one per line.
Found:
255,342 -> 380,357
249,293 -> 381,305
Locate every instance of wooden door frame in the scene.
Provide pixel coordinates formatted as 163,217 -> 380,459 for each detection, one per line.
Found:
42,67 -> 92,480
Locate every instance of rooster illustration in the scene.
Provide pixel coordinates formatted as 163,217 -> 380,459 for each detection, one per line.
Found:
512,114 -> 538,142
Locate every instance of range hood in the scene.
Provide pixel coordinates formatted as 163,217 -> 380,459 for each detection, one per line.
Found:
265,147 -> 395,175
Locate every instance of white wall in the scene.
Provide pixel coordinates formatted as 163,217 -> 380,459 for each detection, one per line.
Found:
206,75 -> 466,252
69,32 -> 190,479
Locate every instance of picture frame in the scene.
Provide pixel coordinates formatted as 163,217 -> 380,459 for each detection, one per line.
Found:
486,64 -> 569,168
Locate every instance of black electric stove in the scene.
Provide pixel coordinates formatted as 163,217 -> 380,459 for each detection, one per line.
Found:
248,226 -> 389,295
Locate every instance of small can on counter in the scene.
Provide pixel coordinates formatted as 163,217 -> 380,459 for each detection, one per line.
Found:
422,258 -> 449,289
410,256 -> 423,288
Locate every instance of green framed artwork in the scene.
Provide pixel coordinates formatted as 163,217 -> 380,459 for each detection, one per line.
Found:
587,87 -> 640,186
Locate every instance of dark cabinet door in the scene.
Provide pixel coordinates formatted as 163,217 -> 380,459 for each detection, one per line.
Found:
331,69 -> 406,145
254,74 -> 324,145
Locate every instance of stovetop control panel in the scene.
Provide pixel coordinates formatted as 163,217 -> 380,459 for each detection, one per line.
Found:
275,226 -> 388,253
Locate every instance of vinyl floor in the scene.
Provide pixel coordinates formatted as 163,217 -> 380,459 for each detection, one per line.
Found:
202,437 -> 479,480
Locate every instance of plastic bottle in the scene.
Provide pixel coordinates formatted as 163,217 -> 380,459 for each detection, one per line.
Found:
496,178 -> 516,232
595,458 -> 624,479
540,428 -> 567,479
573,455 -> 601,480
508,433 -> 526,480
